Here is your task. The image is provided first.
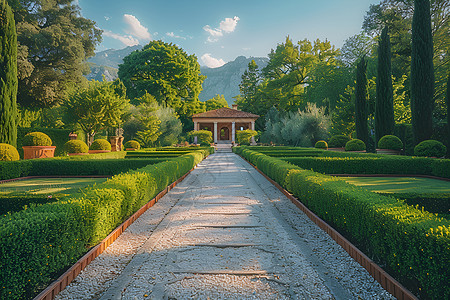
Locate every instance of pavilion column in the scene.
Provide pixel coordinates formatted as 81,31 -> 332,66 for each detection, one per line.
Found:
213,122 -> 218,143
232,122 -> 235,143
194,121 -> 198,131
251,121 -> 256,145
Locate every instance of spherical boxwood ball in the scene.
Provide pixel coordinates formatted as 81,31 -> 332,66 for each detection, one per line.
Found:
124,140 -> 140,150
315,140 -> 328,149
0,143 -> 20,161
328,135 -> 350,148
378,135 -> 403,150
90,139 -> 111,151
64,140 -> 89,154
345,139 -> 366,151
23,132 -> 52,146
414,140 -> 447,157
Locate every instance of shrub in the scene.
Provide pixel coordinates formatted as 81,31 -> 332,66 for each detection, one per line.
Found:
64,140 -> 89,154
378,135 -> 403,150
22,132 -> 52,146
0,144 -> 20,161
328,135 -> 350,148
236,130 -> 257,145
315,140 -> 328,149
188,130 -> 213,145
90,139 -> 111,151
414,140 -> 447,157
17,127 -> 75,157
124,140 -> 140,150
345,139 -> 366,151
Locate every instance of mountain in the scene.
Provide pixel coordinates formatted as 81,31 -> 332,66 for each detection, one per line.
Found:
199,56 -> 268,105
85,48 -> 268,106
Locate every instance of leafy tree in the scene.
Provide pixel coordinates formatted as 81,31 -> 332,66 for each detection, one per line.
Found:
0,0 -> 18,147
134,92 -> 161,148
411,0 -> 434,143
446,73 -> 450,152
118,40 -> 205,119
393,75 -> 411,124
8,0 -> 102,108
155,106 -> 182,146
236,60 -> 261,110
375,26 -> 395,142
64,79 -> 129,144
204,94 -> 228,111
355,57 -> 369,144
339,31 -> 376,68
331,86 -> 355,137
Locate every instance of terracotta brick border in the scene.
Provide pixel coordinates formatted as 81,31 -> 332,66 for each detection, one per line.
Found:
241,156 -> 418,300
33,166 -> 197,300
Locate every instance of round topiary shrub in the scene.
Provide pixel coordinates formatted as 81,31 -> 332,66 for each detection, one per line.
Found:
89,139 -> 111,151
64,140 -> 89,154
345,139 -> 366,151
328,135 -> 351,148
23,132 -> 52,146
124,140 -> 140,150
414,140 -> 447,157
0,143 -> 20,161
378,135 -> 403,150
315,140 -> 328,149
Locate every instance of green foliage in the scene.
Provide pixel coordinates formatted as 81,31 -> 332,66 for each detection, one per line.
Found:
124,140 -> 140,150
235,147 -> 449,299
0,143 -> 19,161
188,130 -> 212,145
380,193 -> 450,215
411,0 -> 434,143
11,0 -> 102,108
0,151 -> 209,299
328,135 -> 351,148
414,140 -> 447,157
204,95 -> 229,111
375,26 -> 395,142
154,106 -> 182,146
315,140 -> 328,149
17,127 -> 73,157
22,131 -> 52,146
236,130 -> 257,145
64,140 -> 88,154
355,57 -> 369,144
0,195 -> 58,215
330,86 -> 355,136
134,93 -> 162,148
377,135 -> 403,150
392,75 -> 411,124
89,139 -> 111,151
0,0 -> 17,147
394,124 -> 414,155
345,139 -> 366,151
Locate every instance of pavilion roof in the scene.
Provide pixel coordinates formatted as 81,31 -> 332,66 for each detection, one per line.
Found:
192,107 -> 259,119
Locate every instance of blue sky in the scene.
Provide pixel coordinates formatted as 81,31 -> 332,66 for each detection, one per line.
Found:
77,0 -> 379,67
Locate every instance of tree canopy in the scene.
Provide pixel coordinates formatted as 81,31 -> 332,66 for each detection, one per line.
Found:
204,94 -> 229,111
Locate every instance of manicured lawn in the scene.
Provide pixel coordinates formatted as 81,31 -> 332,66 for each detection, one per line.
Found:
0,177 -> 108,196
341,176 -> 450,193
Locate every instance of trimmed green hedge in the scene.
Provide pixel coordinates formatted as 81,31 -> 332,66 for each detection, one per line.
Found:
234,147 -> 449,299
0,195 -> 59,215
380,193 -> 450,215
0,151 -> 209,299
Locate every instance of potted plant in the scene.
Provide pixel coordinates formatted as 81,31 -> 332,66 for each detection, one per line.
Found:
89,139 -> 111,154
22,132 -> 56,159
124,140 -> 140,151
377,135 -> 403,155
345,139 -> 366,152
64,140 -> 89,156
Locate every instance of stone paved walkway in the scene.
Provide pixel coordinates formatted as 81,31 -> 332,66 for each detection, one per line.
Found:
56,152 -> 394,300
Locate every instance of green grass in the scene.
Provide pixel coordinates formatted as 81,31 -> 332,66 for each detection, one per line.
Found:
0,177 -> 107,196
341,176 -> 450,193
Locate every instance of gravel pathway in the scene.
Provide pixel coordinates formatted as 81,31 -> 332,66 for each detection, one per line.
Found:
56,152 -> 395,300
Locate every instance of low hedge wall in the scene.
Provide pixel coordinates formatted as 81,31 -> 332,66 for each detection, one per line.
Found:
234,147 -> 449,299
0,195 -> 59,215
381,193 -> 450,215
0,151 -> 208,299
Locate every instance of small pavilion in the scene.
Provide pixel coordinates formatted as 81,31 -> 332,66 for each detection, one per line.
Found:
192,105 -> 259,143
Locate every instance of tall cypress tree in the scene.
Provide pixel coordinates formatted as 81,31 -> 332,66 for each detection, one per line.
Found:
375,25 -> 395,143
0,0 -> 17,147
446,74 -> 450,155
355,56 -> 369,144
411,0 -> 434,144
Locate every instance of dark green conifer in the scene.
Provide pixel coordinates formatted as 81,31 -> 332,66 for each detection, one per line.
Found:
0,0 -> 18,147
375,25 -> 394,142
355,56 -> 369,144
411,0 -> 434,144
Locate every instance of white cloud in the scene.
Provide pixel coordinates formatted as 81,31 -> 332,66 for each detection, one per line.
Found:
103,30 -> 139,47
201,53 -> 226,68
220,16 -> 240,33
123,14 -> 151,40
166,32 -> 186,40
104,16 -> 111,21
203,16 -> 239,43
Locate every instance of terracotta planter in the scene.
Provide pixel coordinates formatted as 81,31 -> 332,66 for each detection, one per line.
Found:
68,152 -> 89,156
376,149 -> 401,155
109,136 -> 119,152
88,150 -> 111,154
22,146 -> 56,160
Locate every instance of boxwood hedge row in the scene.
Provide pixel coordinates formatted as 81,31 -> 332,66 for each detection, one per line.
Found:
234,147 -> 449,299
0,151 -> 209,299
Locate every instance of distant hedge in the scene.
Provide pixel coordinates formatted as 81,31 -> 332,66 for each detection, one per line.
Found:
234,147 -> 449,299
0,150 -> 210,299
